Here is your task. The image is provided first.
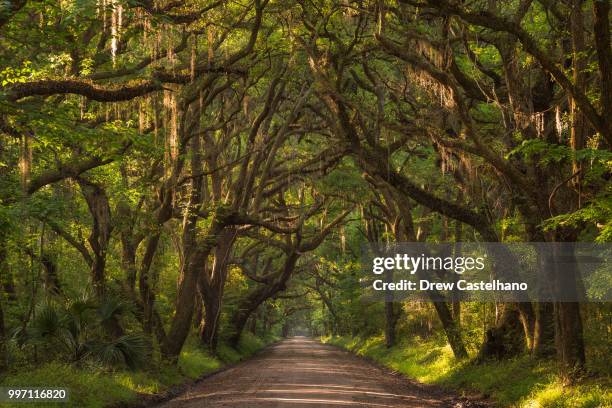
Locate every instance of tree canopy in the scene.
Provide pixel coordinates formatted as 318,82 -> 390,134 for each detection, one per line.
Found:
0,0 -> 610,405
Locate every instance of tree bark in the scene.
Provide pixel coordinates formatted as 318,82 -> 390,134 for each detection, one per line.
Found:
0,292 -> 5,372
161,125 -> 206,359
479,305 -> 526,360
40,252 -> 61,296
451,221 -> 462,322
533,302 -> 556,357
0,232 -> 8,371
78,179 -> 113,297
532,244 -> 557,357
570,0 -> 587,178
593,0 -> 612,145
478,303 -> 526,361
433,301 -> 468,359
198,228 -> 235,352
555,301 -> 585,376
553,243 -> 586,375
121,237 -> 138,294
199,283 -> 222,351
384,270 -> 399,348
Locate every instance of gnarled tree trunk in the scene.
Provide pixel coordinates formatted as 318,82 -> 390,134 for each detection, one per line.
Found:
198,228 -> 236,352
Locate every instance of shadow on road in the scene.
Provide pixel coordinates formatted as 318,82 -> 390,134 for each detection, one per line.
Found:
154,336 -> 480,407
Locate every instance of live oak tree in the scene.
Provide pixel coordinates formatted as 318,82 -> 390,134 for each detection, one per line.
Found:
0,0 -> 608,384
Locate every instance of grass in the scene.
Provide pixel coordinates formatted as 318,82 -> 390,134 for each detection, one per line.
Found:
323,335 -> 611,408
216,331 -> 269,364
0,333 -> 275,408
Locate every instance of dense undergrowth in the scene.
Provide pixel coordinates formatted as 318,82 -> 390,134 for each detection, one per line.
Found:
0,332 -> 275,408
323,335 -> 611,408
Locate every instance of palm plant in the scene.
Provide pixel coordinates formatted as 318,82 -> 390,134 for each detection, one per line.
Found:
17,293 -> 146,369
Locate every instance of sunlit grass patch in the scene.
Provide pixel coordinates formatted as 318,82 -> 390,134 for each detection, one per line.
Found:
324,335 -> 611,408
216,331 -> 275,364
520,382 -> 611,408
178,345 -> 221,379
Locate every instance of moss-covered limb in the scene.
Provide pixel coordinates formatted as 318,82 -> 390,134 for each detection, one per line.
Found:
6,80 -> 163,102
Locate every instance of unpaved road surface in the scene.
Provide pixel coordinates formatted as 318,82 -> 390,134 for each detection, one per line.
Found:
156,337 -> 482,407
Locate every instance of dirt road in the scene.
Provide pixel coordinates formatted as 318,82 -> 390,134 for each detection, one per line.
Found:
155,337 -> 479,407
